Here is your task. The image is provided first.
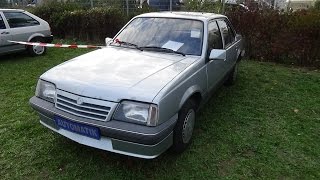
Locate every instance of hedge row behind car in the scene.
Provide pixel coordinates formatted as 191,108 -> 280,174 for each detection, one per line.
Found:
31,2 -> 128,42
30,2 -> 320,68
227,9 -> 320,68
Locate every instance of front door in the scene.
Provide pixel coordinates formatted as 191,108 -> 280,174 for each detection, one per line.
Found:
206,20 -> 227,91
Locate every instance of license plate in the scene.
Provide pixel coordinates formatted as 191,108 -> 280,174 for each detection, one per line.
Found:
54,116 -> 101,140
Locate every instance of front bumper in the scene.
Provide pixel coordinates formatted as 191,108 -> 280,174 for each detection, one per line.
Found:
29,96 -> 177,159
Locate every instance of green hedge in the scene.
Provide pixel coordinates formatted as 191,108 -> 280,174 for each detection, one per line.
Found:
31,2 -> 320,68
227,9 -> 320,68
55,8 -> 127,42
31,2 -> 128,42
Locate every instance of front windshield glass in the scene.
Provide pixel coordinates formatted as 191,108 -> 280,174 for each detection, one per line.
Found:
114,17 -> 204,56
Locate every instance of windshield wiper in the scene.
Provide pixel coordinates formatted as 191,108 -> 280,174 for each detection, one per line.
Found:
140,46 -> 185,56
112,40 -> 142,51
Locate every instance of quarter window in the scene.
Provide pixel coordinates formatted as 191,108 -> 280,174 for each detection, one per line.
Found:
208,21 -> 223,50
217,20 -> 235,47
0,15 -> 6,29
3,12 -> 39,28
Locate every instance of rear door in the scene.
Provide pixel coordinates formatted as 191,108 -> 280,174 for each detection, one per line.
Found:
217,19 -> 238,72
3,11 -> 41,49
0,12 -> 15,54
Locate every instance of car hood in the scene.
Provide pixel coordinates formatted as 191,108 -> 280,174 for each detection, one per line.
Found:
41,47 -> 199,102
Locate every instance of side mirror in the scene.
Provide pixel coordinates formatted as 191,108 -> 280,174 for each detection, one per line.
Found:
209,49 -> 226,61
105,37 -> 113,46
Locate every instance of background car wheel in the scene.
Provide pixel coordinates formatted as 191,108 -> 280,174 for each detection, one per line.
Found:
172,99 -> 197,153
225,62 -> 239,86
27,37 -> 47,56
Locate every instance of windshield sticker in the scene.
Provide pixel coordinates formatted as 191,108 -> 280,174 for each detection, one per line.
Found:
191,30 -> 201,38
162,41 -> 184,51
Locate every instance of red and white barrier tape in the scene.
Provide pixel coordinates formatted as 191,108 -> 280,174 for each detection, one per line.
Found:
8,40 -> 104,49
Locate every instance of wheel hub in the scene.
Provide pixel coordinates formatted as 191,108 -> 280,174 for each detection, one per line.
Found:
33,45 -> 45,55
182,109 -> 195,144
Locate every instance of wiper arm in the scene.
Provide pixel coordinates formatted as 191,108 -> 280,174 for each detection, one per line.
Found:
112,39 -> 142,51
140,46 -> 185,56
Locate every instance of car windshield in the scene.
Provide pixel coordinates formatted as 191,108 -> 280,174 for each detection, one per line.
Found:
114,17 -> 204,56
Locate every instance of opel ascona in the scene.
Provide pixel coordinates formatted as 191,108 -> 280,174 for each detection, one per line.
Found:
30,12 -> 245,159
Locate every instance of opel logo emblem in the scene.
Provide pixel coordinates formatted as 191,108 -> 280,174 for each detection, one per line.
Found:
77,97 -> 83,105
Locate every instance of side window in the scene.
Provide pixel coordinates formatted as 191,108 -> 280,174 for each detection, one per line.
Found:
208,21 -> 223,50
217,20 -> 235,47
0,15 -> 6,29
3,12 -> 39,28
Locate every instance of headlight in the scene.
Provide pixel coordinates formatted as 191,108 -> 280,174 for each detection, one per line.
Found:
113,101 -> 158,126
35,79 -> 56,103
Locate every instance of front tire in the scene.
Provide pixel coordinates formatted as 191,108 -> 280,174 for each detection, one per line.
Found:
172,99 -> 197,153
27,37 -> 47,56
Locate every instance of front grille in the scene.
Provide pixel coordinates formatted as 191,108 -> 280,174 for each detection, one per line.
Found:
55,90 -> 115,121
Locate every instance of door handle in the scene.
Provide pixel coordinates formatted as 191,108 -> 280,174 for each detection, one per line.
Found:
1,31 -> 9,35
209,59 -> 226,63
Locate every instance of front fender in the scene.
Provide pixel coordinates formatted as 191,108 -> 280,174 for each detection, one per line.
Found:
179,85 -> 202,109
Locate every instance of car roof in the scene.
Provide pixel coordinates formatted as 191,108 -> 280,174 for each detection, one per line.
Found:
0,9 -> 24,12
136,11 -> 226,21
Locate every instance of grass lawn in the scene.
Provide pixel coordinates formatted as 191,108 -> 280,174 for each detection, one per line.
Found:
0,48 -> 319,179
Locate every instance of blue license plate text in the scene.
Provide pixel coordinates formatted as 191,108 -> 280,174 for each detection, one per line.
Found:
54,116 -> 101,140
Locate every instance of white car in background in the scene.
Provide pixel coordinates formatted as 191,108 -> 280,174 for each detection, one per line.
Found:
0,9 -> 53,56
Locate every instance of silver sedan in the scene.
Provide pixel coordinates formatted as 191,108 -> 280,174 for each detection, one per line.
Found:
30,12 -> 245,159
